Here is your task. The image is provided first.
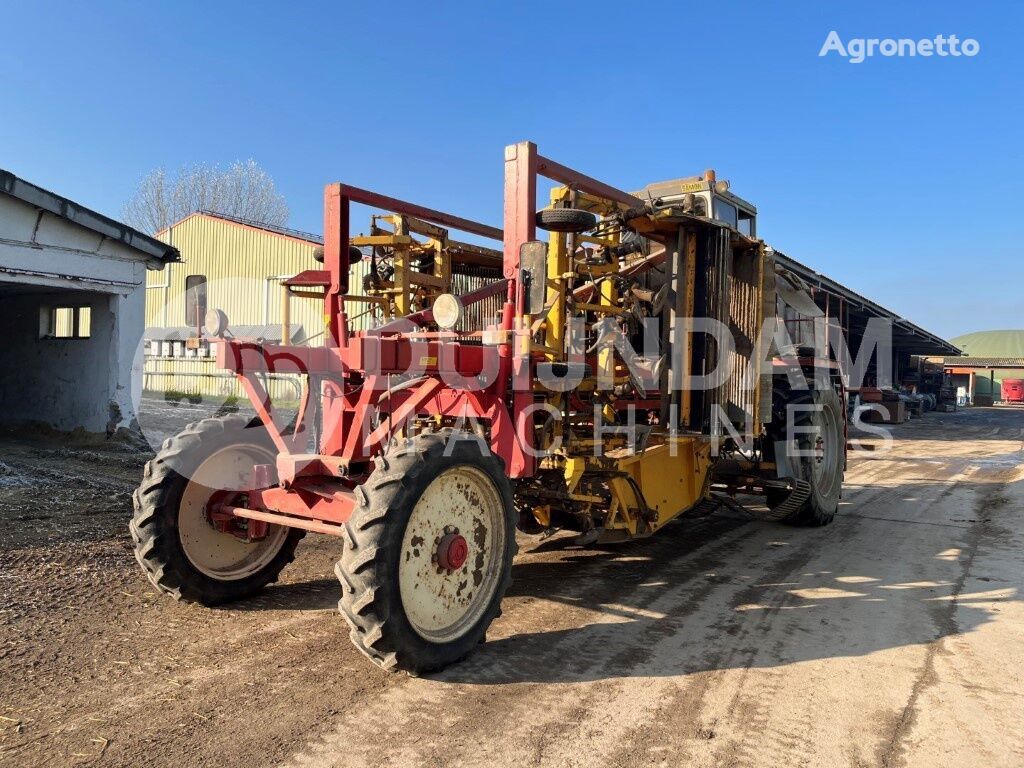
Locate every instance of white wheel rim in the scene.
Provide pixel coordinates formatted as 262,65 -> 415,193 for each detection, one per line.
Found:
812,400 -> 842,497
178,443 -> 290,580
398,465 -> 506,643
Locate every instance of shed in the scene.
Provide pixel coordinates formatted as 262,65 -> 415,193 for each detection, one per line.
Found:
769,248 -> 960,386
0,169 -> 178,434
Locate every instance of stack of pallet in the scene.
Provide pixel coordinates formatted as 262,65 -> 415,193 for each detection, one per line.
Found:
856,388 -> 907,424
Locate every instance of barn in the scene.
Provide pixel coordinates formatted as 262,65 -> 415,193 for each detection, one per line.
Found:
0,169 -> 178,434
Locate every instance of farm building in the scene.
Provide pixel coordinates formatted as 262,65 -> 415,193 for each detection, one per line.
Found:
0,169 -> 178,434
930,330 -> 1024,404
144,210 -> 502,402
145,211 -> 326,402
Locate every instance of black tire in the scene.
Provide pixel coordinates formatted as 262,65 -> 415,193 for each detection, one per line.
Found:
767,385 -> 845,526
312,245 -> 362,264
535,207 -> 597,233
336,430 -> 517,673
130,416 -> 305,605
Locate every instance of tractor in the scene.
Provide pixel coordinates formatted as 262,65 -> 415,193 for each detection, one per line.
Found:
131,141 -> 846,673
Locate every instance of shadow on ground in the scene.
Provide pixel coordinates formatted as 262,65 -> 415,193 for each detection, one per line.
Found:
209,408 -> 1024,684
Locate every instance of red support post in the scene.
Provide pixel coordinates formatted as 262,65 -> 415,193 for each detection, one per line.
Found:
503,141 -> 537,279
323,184 -> 350,346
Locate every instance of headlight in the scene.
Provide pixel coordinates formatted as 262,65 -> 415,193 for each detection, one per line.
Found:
204,308 -> 229,337
433,293 -> 463,330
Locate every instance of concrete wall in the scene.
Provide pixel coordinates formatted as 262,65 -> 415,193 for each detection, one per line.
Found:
0,197 -> 160,288
0,193 -> 156,434
0,288 -> 147,433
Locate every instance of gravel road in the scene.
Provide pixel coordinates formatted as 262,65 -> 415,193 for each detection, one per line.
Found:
1,405 -> 1021,767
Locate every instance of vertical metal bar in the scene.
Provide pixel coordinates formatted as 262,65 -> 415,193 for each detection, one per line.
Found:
502,142 -> 538,476
323,184 -> 350,346
708,229 -> 731,435
434,233 -> 449,294
281,283 -> 291,347
392,216 -> 410,317
544,187 -> 569,361
681,229 -> 697,427
597,267 -> 618,384
503,142 -> 537,279
663,226 -> 687,427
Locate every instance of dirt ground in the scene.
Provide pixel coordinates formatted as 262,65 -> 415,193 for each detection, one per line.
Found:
1,402 -> 1022,767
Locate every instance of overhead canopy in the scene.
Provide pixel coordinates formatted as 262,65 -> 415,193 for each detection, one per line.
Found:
769,249 -> 960,357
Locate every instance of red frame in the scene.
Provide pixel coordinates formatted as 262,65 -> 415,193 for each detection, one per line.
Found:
213,145 -> 648,535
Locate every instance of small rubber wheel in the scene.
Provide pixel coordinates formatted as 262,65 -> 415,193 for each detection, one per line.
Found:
336,430 -> 517,673
130,416 -> 304,605
535,208 -> 597,233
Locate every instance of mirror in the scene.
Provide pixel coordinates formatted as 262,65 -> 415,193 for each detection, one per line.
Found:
519,240 -> 547,315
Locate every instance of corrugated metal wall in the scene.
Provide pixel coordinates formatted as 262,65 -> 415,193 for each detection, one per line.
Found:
147,214 -> 325,337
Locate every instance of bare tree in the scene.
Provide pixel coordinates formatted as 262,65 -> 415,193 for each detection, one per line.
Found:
123,159 -> 289,233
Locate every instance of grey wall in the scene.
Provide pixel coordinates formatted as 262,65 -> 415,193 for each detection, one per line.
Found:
0,290 -> 121,432
0,191 -> 156,434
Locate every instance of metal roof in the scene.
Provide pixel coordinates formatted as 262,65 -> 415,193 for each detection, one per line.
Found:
942,357 -> 1024,368
0,168 -> 180,263
769,248 -> 960,357
193,210 -> 323,245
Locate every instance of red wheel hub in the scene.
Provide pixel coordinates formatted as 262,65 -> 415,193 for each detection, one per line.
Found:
206,490 -> 268,542
436,533 -> 469,571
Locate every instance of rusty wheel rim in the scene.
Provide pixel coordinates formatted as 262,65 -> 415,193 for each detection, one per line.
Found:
398,465 -> 505,643
179,444 -> 289,581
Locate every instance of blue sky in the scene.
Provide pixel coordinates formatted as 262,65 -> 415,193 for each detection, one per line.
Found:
1,1 -> 1020,339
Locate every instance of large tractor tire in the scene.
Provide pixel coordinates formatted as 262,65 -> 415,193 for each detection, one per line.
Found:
131,416 -> 304,605
336,430 -> 517,674
767,386 -> 845,526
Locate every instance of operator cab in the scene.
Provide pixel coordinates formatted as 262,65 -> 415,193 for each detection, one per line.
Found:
636,171 -> 757,238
